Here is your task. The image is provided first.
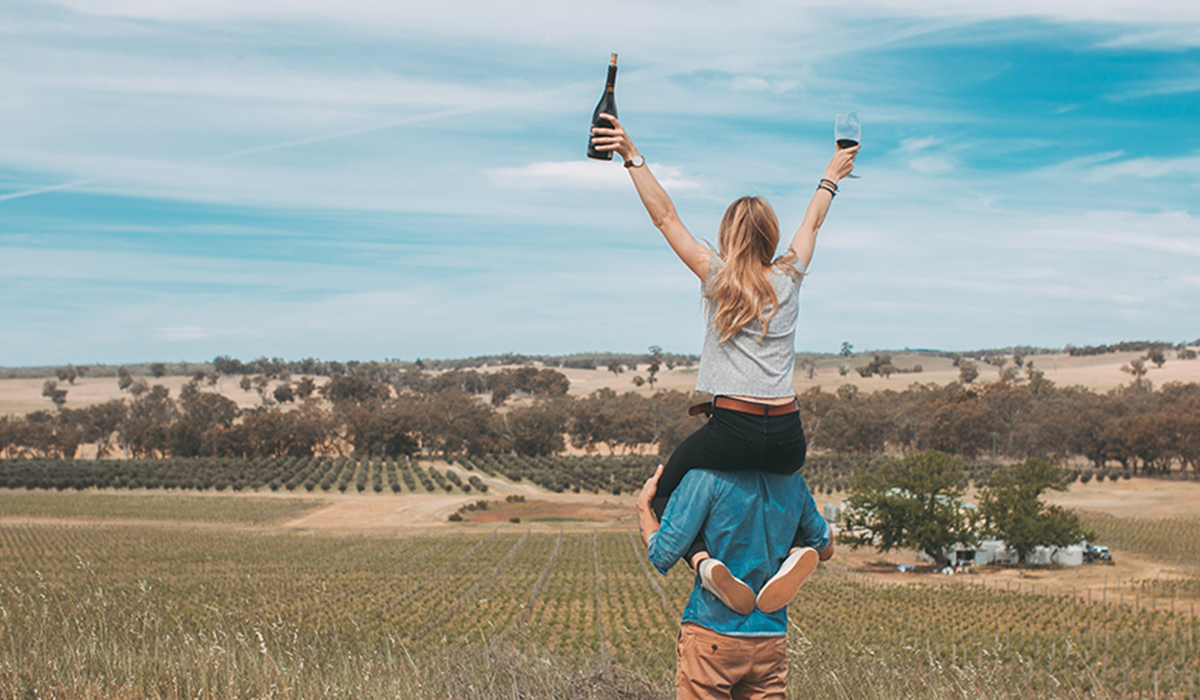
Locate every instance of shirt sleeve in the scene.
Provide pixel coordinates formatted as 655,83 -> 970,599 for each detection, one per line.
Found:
794,478 -> 832,552
647,471 -> 714,575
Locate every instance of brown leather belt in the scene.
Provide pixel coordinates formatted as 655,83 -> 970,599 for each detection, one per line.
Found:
687,396 -> 799,417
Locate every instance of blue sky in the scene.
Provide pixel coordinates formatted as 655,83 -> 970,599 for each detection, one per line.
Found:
2,0 -> 1199,367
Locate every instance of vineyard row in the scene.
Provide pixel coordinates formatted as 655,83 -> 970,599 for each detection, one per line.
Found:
3,525 -> 1199,697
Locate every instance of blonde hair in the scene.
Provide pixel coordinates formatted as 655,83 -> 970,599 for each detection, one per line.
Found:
704,196 -> 802,342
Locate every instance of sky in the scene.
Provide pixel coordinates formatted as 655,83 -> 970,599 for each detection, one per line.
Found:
2,0 -> 1199,367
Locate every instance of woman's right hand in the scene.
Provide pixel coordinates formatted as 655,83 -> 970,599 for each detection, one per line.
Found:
591,113 -> 639,163
824,144 -> 860,183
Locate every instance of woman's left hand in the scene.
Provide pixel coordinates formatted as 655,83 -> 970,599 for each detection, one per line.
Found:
824,144 -> 859,183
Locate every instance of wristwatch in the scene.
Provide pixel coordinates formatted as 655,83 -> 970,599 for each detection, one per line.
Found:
624,155 -> 645,169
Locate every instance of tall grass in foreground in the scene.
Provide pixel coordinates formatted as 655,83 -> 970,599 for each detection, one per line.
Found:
0,575 -> 1156,700
0,573 -> 654,700
3,516 -> 1198,698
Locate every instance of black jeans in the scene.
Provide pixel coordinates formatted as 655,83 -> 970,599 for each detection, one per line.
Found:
652,402 -> 809,567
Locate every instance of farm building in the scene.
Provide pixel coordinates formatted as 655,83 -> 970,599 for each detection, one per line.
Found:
938,540 -> 1086,568
832,494 -> 1090,569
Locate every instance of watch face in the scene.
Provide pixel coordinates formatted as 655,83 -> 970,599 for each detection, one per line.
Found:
630,155 -> 644,167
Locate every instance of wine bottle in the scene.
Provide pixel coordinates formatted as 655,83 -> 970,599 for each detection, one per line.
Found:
587,53 -> 618,160
837,139 -> 859,150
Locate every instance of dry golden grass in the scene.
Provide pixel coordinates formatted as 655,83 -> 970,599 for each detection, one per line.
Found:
5,349 -> 1198,418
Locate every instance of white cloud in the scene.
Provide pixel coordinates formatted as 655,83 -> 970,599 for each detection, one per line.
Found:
896,136 -> 940,153
847,0 -> 1200,27
155,326 -> 209,342
1097,27 -> 1200,50
731,76 -> 803,95
485,160 -> 704,192
1028,210 -> 1200,257
1085,154 -> 1200,181
1026,149 -> 1200,188
41,0 -> 1200,54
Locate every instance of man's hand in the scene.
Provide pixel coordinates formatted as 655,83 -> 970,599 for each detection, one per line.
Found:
638,463 -> 663,507
637,464 -> 664,550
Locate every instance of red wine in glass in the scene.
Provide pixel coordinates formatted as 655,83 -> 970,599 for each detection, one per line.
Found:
835,112 -> 861,178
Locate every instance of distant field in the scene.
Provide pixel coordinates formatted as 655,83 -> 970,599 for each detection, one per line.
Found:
0,491 -> 323,524
5,349 -> 1199,416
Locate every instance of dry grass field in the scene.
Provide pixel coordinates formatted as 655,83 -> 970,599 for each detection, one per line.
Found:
4,351 -> 1200,697
2,480 -> 1198,699
562,348 -> 1200,396
5,348 -> 1199,417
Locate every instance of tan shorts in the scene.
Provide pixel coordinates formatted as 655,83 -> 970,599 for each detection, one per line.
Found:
675,622 -> 788,700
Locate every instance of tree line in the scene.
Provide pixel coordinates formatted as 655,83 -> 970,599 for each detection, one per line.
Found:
799,370 -> 1200,477
1,364 -> 707,461
3,356 -> 1200,477
0,350 -> 700,381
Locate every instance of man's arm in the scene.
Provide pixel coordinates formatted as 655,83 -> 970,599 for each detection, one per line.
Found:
794,476 -> 833,554
638,467 -> 714,575
636,465 -> 663,550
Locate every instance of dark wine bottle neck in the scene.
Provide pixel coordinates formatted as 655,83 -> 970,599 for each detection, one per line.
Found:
605,65 -> 617,91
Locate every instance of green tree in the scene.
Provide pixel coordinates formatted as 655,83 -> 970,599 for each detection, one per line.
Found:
42,380 -> 68,408
797,358 -> 817,380
1121,357 -> 1148,383
498,401 -> 568,456
212,356 -> 245,377
61,400 -> 126,458
979,459 -> 1091,570
840,341 -> 853,358
345,403 -> 418,457
958,360 -> 979,384
117,367 -> 134,391
838,450 -> 977,570
320,375 -> 391,408
294,376 -> 317,399
179,389 -> 240,429
274,383 -> 296,403
150,362 -> 168,378
646,345 -> 663,390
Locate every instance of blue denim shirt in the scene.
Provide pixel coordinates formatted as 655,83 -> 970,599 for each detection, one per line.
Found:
647,469 -> 830,637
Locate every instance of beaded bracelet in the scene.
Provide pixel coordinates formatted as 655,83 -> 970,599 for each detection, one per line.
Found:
817,184 -> 837,197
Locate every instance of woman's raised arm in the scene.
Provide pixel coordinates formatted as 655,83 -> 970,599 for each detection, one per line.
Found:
789,146 -> 858,271
591,114 -> 711,282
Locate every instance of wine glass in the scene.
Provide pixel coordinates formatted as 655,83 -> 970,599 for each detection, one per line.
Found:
835,112 -> 861,179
